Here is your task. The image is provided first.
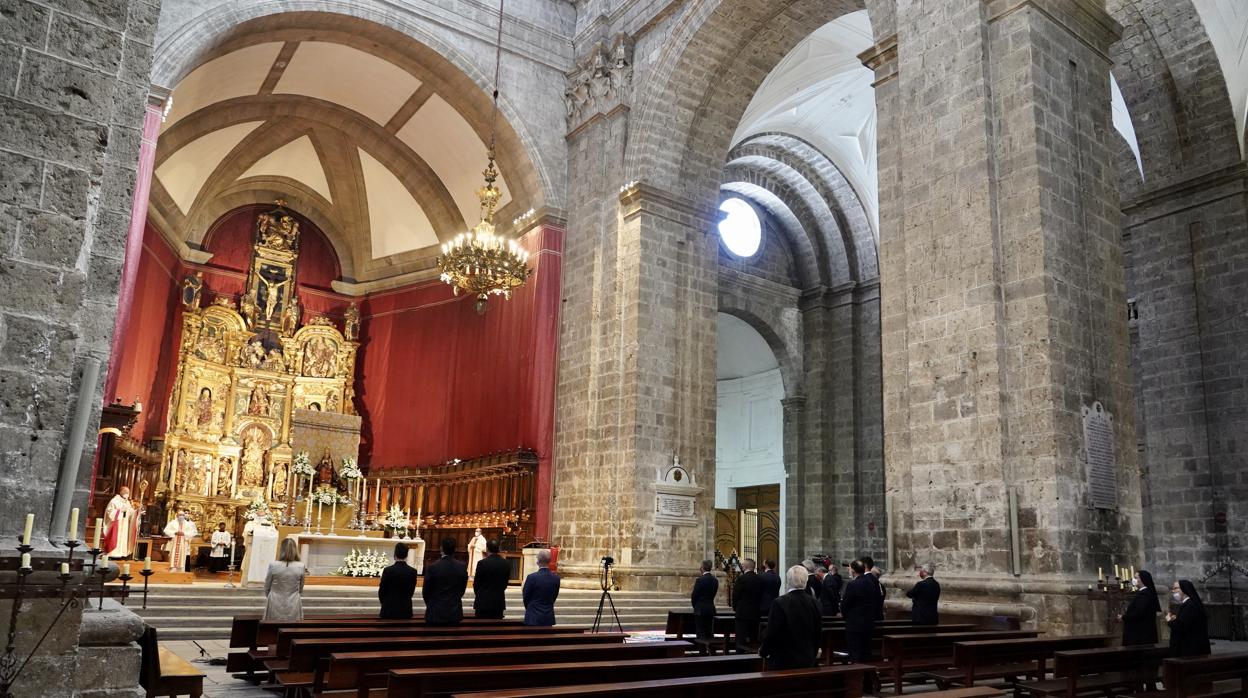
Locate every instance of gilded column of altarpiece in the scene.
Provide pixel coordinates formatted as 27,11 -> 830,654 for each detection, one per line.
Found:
158,203 -> 361,528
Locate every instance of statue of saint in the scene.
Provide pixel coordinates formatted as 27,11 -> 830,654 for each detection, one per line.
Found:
195,388 -> 213,429
263,281 -> 281,322
261,348 -> 286,372
190,453 -> 210,495
240,291 -> 257,326
216,457 -> 234,497
174,450 -> 190,492
326,390 -> 339,412
282,295 -> 300,335
343,303 -> 360,341
247,384 -> 270,416
272,463 -> 288,500
239,339 -> 265,369
239,427 -> 269,488
315,450 -> 336,487
180,271 -> 204,310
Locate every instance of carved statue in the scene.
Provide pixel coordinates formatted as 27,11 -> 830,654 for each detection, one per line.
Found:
257,208 -> 300,251
195,387 -> 214,429
175,449 -> 190,492
303,336 -> 336,377
326,390 -> 339,412
239,426 -> 269,488
261,348 -> 286,372
263,281 -> 281,322
216,457 -> 234,497
239,339 -> 265,369
315,450 -> 336,487
246,383 -> 270,416
190,453 -> 211,495
282,295 -> 301,335
343,386 -> 357,415
195,328 -> 225,363
240,291 -> 257,326
272,462 -> 288,499
181,271 -> 204,310
343,303 -> 360,341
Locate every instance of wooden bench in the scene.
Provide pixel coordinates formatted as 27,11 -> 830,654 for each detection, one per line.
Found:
823,623 -> 978,663
1128,652 -> 1248,698
269,624 -> 572,662
228,613 -> 379,673
1015,643 -> 1171,697
334,640 -> 692,698
385,654 -> 762,698
138,627 -> 205,698
443,663 -> 874,698
879,630 -> 1040,694
921,635 -> 1113,691
921,689 -> 1005,698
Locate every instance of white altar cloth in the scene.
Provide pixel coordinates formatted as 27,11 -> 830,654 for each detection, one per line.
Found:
292,533 -> 425,576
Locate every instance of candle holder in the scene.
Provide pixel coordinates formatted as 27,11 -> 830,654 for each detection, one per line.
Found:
62,539 -> 80,569
94,558 -> 110,611
117,573 -> 133,606
57,570 -> 73,601
140,568 -> 154,609
1086,575 -> 1132,635
83,547 -> 102,605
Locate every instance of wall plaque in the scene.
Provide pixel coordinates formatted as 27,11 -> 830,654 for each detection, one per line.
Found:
655,456 -> 703,527
1082,401 -> 1117,510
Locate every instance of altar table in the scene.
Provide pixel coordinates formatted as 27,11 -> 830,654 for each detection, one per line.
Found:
291,533 -> 425,575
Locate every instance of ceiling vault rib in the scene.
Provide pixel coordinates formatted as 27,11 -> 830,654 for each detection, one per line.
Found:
259,41 -> 301,95
386,85 -> 436,134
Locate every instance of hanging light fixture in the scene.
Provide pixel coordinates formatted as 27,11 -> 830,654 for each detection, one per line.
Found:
437,0 -> 531,315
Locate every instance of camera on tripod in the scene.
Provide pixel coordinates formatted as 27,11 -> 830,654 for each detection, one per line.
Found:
592,553 -> 622,633
601,556 -> 614,566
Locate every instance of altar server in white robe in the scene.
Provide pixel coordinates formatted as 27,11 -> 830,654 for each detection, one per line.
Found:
467,528 -> 488,577
209,523 -> 233,572
163,511 -> 199,572
103,486 -> 142,559
242,513 -> 280,586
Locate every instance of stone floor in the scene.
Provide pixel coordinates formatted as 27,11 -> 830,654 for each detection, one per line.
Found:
165,638 -> 1248,698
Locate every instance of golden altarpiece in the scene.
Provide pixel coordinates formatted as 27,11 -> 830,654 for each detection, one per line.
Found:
159,203 -> 362,527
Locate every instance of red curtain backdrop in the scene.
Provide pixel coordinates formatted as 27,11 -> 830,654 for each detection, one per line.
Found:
108,211 -> 564,537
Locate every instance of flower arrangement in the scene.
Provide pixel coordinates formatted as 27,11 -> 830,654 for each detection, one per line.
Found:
383,505 -> 409,534
340,456 -> 362,480
291,451 -> 314,477
335,548 -> 389,577
310,488 -> 349,506
244,498 -> 270,521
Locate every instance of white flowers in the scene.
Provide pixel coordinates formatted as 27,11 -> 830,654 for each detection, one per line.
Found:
383,505 -> 409,532
310,489 -> 349,505
291,451 -> 314,477
245,498 -> 269,521
340,456 -> 362,480
335,548 -> 389,577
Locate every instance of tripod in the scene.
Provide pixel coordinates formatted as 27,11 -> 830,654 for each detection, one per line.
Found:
591,560 -> 623,634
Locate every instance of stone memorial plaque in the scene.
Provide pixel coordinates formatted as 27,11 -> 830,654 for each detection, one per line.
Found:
656,492 -> 695,520
1082,401 -> 1116,510
654,457 -> 703,527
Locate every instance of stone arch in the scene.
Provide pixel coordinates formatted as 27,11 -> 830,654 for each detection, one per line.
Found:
716,302 -> 802,401
719,182 -> 823,290
624,0 -> 888,204
151,3 -> 557,212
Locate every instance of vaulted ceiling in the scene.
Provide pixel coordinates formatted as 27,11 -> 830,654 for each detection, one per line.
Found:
150,16 -> 541,287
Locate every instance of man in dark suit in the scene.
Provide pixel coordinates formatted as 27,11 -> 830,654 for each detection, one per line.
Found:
907,563 -> 940,625
521,549 -> 560,625
759,559 -> 781,616
378,542 -> 418,619
863,555 -> 886,620
732,557 -> 764,651
422,537 -> 468,626
758,565 -> 823,670
840,559 -> 881,665
803,561 -> 823,601
822,563 -> 844,616
691,559 -> 718,650
473,539 -> 510,619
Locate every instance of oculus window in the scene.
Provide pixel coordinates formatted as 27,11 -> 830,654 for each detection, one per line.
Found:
718,197 -> 762,258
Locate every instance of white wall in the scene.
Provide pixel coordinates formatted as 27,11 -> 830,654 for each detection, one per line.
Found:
715,367 -> 785,566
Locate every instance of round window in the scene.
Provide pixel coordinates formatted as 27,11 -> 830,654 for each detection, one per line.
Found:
718,197 -> 761,258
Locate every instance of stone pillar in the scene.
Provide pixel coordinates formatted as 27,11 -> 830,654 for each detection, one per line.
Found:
780,395 -> 807,565
865,0 -> 1139,631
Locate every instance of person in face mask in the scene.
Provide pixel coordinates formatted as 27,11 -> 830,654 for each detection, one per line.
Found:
1119,569 -> 1160,645
1165,579 -> 1211,656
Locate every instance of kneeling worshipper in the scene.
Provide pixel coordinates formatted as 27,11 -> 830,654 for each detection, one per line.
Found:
103,486 -> 143,559
163,511 -> 199,572
241,512 -> 279,586
209,523 -> 233,573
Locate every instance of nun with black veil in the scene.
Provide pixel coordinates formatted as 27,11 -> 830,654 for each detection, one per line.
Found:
1166,579 -> 1212,657
1120,569 -> 1162,645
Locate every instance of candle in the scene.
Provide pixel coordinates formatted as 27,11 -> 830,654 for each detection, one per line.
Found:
93,518 -> 102,549
1129,566 -> 1135,581
21,513 -> 34,545
122,563 -> 130,576
143,556 -> 151,571
375,480 -> 380,504
68,508 -> 79,542
20,553 -> 30,569
331,495 -> 337,527
60,563 -> 69,575
1086,584 -> 1092,591
317,498 -> 323,526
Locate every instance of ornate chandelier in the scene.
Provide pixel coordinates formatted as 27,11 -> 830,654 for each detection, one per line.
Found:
436,0 -> 530,315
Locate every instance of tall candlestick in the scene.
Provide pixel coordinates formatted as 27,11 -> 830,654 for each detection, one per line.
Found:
21,513 -> 34,545
68,507 -> 79,542
93,518 -> 102,549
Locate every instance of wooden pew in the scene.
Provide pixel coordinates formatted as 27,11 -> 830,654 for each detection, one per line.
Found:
921,635 -> 1113,691
334,641 -> 692,698
385,654 -> 762,698
1015,643 -> 1171,697
228,613 -> 379,673
271,624 -> 571,662
879,630 -> 1040,694
442,663 -> 873,698
138,627 -> 205,698
823,623 -> 978,663
1131,652 -> 1248,698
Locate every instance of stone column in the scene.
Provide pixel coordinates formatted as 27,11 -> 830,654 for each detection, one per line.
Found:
865,0 -> 1139,632
780,395 -> 807,564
